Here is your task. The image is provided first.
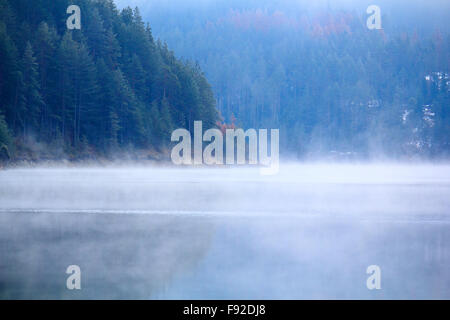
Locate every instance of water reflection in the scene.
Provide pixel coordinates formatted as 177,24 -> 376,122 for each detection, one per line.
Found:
156,216 -> 450,299
0,212 -> 214,299
1,212 -> 448,299
0,165 -> 449,299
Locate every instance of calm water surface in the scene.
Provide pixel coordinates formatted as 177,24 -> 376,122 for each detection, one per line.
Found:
0,164 -> 449,299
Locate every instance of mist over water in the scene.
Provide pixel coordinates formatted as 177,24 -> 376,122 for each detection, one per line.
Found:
0,0 -> 448,302
0,163 -> 449,299
1,164 -> 449,217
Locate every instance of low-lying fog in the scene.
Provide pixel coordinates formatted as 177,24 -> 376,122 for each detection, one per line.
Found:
0,163 -> 449,299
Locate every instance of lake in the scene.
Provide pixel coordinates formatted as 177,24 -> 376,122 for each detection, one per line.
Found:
0,163 -> 449,299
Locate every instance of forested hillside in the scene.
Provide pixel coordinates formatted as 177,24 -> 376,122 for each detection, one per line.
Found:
0,0 -> 218,161
136,0 -> 450,159
1,0 -> 449,162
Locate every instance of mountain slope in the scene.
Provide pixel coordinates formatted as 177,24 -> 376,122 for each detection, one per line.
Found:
0,0 -> 218,161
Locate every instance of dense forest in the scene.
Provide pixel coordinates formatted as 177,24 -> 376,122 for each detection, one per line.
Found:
135,0 -> 450,159
1,0 -> 449,162
0,0 -> 218,161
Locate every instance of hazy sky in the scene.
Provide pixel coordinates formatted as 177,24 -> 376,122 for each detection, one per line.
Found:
115,0 -> 450,10
114,0 -> 450,28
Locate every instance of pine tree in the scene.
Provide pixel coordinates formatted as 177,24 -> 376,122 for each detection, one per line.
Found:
55,32 -> 77,145
0,113 -> 11,160
149,100 -> 161,145
18,41 -> 44,137
71,40 -> 98,147
126,54 -> 145,98
0,21 -> 19,128
159,96 -> 173,145
34,21 -> 58,139
85,8 -> 107,60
